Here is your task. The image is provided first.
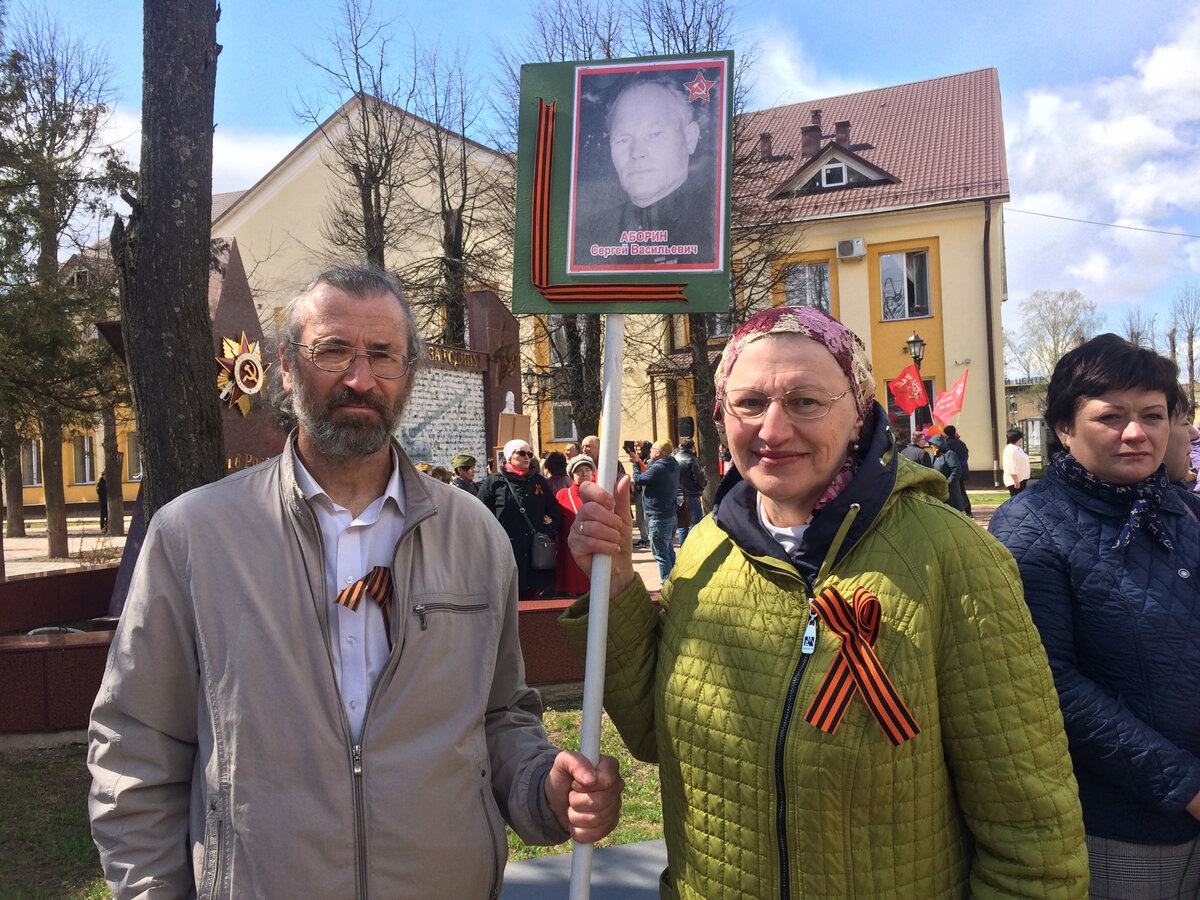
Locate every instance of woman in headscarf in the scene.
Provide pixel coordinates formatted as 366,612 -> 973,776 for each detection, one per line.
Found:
990,334 -> 1200,896
478,439 -> 560,599
561,306 -> 1088,898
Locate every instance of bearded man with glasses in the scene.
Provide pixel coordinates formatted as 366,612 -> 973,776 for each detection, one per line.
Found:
88,267 -> 622,899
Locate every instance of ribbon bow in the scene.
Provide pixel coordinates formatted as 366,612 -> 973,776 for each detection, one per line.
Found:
804,585 -> 920,746
335,565 -> 394,650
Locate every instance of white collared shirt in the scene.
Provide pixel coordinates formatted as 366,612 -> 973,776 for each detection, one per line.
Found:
294,452 -> 406,741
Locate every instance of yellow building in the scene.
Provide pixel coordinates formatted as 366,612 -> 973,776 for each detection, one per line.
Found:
530,69 -> 1010,482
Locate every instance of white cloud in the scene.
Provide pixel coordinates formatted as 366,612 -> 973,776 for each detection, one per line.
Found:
98,103 -> 304,195
746,28 -> 875,109
1004,5 -> 1200,330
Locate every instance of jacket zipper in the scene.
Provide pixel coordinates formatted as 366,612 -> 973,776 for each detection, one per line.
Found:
773,503 -> 862,899
353,744 -> 368,899
775,606 -> 818,900
413,601 -> 488,630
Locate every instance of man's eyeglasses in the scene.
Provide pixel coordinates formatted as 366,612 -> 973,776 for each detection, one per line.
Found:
510,450 -> 533,458
290,341 -> 415,379
720,386 -> 852,422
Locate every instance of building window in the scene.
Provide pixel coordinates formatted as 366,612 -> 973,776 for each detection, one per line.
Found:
20,440 -> 41,486
784,262 -> 831,314
821,161 -> 846,187
126,432 -> 143,481
881,250 -> 930,320
74,433 -> 96,485
70,269 -> 89,288
550,402 -> 577,442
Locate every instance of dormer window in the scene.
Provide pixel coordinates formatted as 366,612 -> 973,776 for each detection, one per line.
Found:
821,161 -> 846,187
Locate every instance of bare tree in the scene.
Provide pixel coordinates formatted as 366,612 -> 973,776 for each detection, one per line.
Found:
1005,289 -> 1103,408
295,0 -> 420,270
112,0 -> 223,521
396,41 -> 514,348
1120,304 -> 1157,350
1170,282 -> 1200,405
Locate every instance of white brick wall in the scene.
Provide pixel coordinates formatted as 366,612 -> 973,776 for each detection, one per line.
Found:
395,365 -> 487,468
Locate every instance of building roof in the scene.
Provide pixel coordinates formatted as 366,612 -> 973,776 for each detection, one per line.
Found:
211,191 -> 246,222
745,68 -> 1008,221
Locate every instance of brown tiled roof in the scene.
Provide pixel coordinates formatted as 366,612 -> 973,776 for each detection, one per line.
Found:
744,68 -> 1008,220
211,190 -> 247,222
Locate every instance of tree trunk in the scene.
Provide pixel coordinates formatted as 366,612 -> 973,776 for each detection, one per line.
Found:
101,403 -> 125,536
1,426 -> 25,538
113,0 -> 223,521
37,408 -> 69,559
687,314 -> 722,511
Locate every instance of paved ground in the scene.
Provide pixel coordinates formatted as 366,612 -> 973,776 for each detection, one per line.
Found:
504,840 -> 667,898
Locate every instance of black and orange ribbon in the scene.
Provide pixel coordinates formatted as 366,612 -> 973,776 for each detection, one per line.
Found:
804,585 -> 920,746
531,99 -> 687,304
335,565 -> 394,650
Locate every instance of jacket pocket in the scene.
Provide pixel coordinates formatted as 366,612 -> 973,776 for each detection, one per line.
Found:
197,783 -> 229,900
411,594 -> 489,631
477,784 -> 506,900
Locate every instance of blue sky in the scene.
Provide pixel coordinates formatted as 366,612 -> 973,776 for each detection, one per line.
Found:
50,0 -> 1200,340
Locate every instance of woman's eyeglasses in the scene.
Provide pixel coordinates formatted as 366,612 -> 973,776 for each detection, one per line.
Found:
721,387 -> 852,422
290,341 -> 415,379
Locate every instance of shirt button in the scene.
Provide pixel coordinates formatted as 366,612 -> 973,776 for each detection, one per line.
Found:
345,576 -> 354,584
346,634 -> 356,645
1180,568 -> 1191,579
349,700 -> 358,710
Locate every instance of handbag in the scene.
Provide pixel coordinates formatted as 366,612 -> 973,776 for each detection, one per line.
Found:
503,480 -> 557,571
676,497 -> 692,529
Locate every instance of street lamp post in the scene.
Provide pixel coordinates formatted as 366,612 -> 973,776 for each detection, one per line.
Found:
906,331 -> 926,371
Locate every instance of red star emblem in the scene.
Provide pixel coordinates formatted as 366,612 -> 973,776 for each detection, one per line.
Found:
683,71 -> 716,102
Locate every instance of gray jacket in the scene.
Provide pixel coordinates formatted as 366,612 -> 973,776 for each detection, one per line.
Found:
88,436 -> 565,899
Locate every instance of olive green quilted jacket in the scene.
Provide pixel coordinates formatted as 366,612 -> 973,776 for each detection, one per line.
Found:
561,455 -> 1088,899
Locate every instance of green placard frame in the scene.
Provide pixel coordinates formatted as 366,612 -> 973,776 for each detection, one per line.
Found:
512,51 -> 734,315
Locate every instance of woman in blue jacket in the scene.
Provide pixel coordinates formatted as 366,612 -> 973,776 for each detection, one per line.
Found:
989,334 -> 1200,895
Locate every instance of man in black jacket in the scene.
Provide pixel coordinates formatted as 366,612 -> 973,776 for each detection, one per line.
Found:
674,438 -> 707,546
943,426 -> 972,515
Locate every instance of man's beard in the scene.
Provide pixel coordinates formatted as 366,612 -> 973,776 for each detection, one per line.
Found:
291,374 -> 405,460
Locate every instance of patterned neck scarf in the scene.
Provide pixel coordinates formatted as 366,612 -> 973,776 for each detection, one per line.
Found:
1051,452 -> 1173,550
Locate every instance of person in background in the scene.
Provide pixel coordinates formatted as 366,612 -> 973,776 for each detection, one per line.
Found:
673,437 -> 707,546
633,438 -> 680,581
1165,388 -> 1198,488
580,435 -> 600,466
927,433 -> 967,513
990,334 -> 1200,896
97,473 -> 108,532
416,462 -> 433,476
1001,428 -> 1031,496
430,466 -> 452,484
899,431 -> 933,467
717,442 -> 731,476
88,267 -> 622,898
564,442 -> 580,462
942,425 -> 972,515
450,453 -> 478,495
478,439 -> 561,600
563,305 -> 1088,897
554,454 -> 595,598
543,451 -> 571,495
628,440 -> 650,550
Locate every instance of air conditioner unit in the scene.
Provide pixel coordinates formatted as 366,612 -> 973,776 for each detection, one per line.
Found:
836,238 -> 866,260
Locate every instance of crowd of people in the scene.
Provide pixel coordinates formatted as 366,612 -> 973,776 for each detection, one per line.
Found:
87,262 -> 1200,898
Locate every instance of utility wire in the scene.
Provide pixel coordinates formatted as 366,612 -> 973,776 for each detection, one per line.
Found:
1006,207 -> 1200,240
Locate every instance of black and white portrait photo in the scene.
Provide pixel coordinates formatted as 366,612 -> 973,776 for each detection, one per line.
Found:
568,59 -> 727,274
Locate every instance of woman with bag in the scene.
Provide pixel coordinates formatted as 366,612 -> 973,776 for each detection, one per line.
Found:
478,439 -> 561,600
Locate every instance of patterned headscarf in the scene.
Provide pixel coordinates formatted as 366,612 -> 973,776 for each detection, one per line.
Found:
714,307 -> 876,420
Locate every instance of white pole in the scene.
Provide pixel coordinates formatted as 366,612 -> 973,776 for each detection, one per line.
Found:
568,312 -> 626,900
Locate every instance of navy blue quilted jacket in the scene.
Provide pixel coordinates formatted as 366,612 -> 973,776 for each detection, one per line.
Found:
989,466 -> 1200,844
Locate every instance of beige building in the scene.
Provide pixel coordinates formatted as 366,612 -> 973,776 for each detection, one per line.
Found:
531,68 -> 1011,484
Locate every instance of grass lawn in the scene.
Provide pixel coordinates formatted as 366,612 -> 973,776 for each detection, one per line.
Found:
0,706 -> 662,897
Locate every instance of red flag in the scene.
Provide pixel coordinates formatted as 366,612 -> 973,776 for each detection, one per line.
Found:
888,365 -> 929,415
933,370 -> 969,424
